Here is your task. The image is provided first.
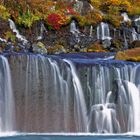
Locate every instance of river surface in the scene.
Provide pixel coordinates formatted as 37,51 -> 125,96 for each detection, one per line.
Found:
0,133 -> 140,140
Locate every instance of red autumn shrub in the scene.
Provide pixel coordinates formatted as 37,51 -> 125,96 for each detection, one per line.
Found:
47,13 -> 67,30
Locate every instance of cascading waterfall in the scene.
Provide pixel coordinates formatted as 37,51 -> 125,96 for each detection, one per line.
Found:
77,61 -> 140,133
10,55 -> 87,132
128,64 -> 140,132
0,56 -> 15,132
1,54 -> 140,134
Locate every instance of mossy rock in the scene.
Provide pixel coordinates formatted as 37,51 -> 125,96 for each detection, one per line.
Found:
33,42 -> 47,54
87,42 -> 107,52
115,47 -> 140,62
111,39 -> 123,51
47,44 -> 66,54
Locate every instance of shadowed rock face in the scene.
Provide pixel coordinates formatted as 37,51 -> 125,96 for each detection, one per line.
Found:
6,54 -> 140,133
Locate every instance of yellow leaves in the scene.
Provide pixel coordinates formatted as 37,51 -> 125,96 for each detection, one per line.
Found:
1,0 -> 140,29
105,0 -> 121,6
0,5 -> 10,20
5,31 -> 16,42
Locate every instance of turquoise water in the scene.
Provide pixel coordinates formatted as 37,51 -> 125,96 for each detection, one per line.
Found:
0,134 -> 139,140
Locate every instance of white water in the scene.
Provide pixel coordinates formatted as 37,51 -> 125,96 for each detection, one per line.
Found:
0,56 -> 15,132
0,38 -> 7,43
8,19 -> 28,44
89,26 -> 93,37
70,20 -> 80,35
37,23 -> 47,40
70,20 -> 80,42
64,59 -> 88,132
121,12 -> 131,22
97,22 -> 111,40
4,55 -> 140,134
132,28 -> 138,41
126,81 -> 140,132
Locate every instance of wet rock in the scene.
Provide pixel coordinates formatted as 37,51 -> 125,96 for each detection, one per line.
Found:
134,17 -> 140,33
111,39 -> 123,51
4,41 -> 14,52
87,41 -> 106,52
102,39 -> 111,49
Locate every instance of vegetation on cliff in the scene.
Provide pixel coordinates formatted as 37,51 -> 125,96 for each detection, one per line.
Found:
0,0 -> 139,28
0,0 -> 140,57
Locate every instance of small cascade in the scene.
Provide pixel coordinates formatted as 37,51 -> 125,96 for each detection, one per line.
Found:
132,28 -> 138,41
0,56 -> 15,132
88,91 -> 120,133
8,19 -> 28,44
121,12 -> 131,22
70,20 -> 80,43
123,31 -> 128,48
37,23 -> 47,40
0,38 -> 7,43
89,25 -> 93,37
97,22 -> 111,40
70,20 -> 80,35
134,16 -> 140,33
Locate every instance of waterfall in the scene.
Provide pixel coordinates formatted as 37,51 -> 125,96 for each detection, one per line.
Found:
97,22 -> 111,40
10,55 -> 87,132
8,19 -> 28,44
77,61 -> 140,133
5,54 -> 140,134
0,56 -> 15,132
64,60 -> 88,132
128,64 -> 140,132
